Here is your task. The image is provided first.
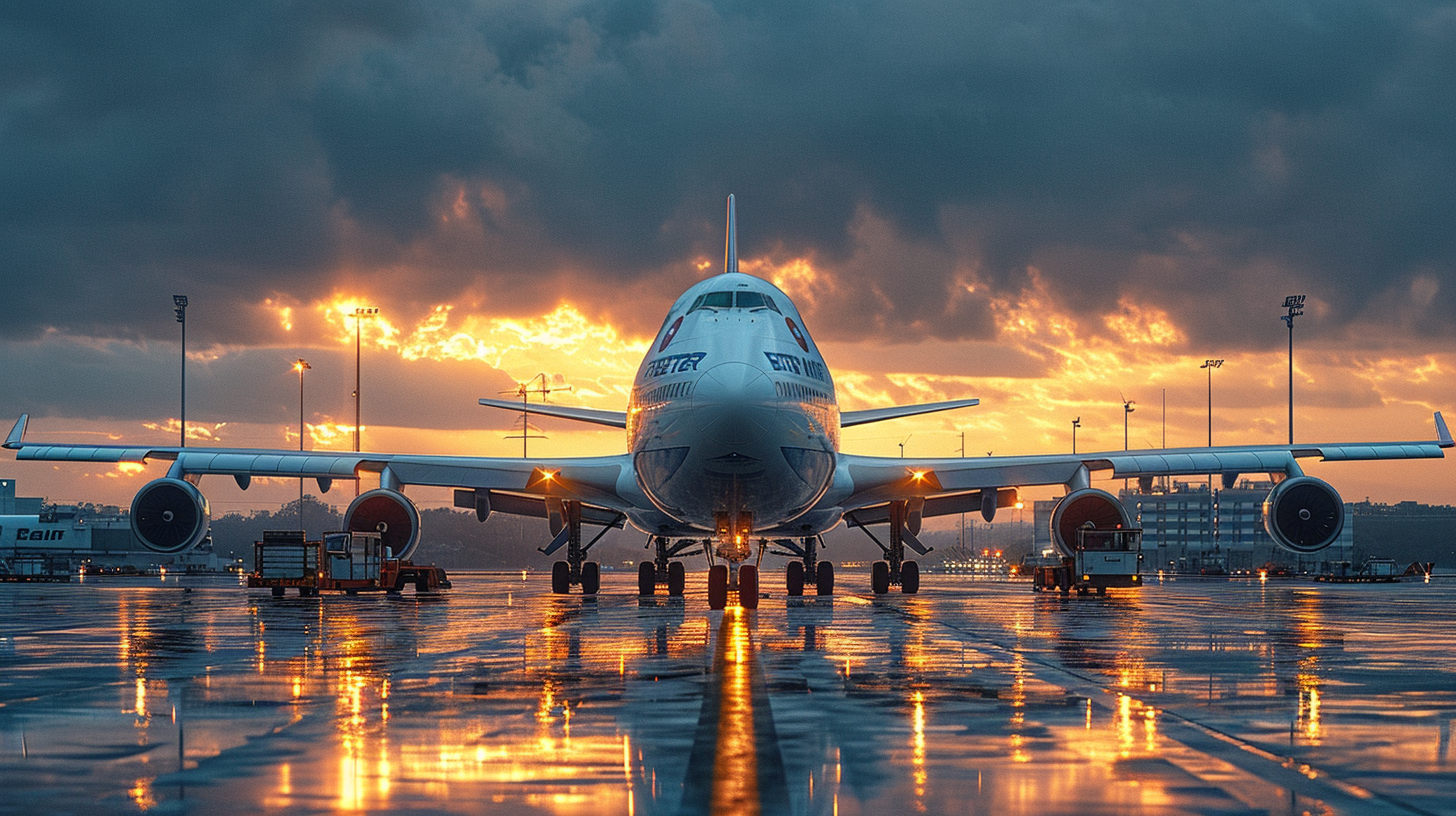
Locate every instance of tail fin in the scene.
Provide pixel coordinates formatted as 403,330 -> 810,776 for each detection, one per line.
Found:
724,194 -> 738,274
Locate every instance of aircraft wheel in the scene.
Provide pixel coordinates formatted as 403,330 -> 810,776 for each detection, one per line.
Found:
739,564 -> 759,609
871,560 -> 890,594
551,561 -> 571,594
581,561 -> 601,595
816,562 -> 835,595
708,565 -> 729,610
638,561 -> 656,596
901,560 -> 920,594
786,561 -> 805,596
668,561 -> 686,596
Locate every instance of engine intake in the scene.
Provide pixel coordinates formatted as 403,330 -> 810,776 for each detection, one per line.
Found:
345,488 -> 421,560
1263,476 -> 1344,554
130,478 -> 210,554
1050,488 -> 1131,557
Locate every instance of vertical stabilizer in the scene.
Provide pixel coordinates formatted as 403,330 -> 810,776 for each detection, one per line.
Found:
724,194 -> 738,274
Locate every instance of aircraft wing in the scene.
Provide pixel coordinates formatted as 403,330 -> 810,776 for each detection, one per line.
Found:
4,413 -> 633,509
836,411 -> 1452,515
840,398 -> 979,427
478,398 -> 628,428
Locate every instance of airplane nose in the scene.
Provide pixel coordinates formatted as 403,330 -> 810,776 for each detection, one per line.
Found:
692,362 -> 779,445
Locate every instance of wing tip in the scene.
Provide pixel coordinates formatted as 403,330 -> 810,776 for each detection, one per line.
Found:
4,414 -> 28,450
1436,411 -> 1453,448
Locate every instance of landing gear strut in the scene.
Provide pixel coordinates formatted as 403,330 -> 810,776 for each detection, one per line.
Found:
848,500 -> 930,594
541,500 -> 618,595
705,514 -> 760,610
639,535 -> 693,596
772,535 -> 834,597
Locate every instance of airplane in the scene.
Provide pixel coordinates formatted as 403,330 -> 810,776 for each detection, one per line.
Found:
6,195 -> 1452,608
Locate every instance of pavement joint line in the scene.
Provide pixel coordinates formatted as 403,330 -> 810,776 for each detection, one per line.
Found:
861,589 -> 1436,816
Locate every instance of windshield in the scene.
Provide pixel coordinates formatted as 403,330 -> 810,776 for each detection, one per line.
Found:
688,290 -> 781,313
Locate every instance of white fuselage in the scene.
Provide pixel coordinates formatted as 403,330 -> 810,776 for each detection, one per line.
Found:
625,273 -> 840,538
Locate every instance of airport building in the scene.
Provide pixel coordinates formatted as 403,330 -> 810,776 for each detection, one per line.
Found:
1034,480 -> 1356,574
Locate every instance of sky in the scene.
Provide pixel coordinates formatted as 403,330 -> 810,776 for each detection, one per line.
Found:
2,0 -> 1453,518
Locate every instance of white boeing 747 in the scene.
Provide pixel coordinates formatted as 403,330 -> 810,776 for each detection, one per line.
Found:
7,196 -> 1452,607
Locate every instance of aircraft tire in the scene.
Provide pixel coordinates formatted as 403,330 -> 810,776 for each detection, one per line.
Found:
871,561 -> 891,594
901,560 -> 920,594
708,565 -> 729,609
816,562 -> 835,595
638,561 -> 656,596
581,562 -> 601,595
739,564 -> 759,609
786,561 -> 805,596
668,561 -> 686,596
551,561 -> 571,594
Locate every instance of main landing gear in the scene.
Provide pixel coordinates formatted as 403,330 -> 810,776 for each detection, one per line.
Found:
638,535 -> 692,597
542,499 -> 621,596
772,535 -> 835,597
849,500 -> 929,595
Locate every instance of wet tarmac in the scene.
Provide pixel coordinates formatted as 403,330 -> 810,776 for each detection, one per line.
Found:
2,571 -> 1454,815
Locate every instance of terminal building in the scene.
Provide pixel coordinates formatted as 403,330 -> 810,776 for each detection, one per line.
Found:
1,478 -> 229,575
1034,479 -> 1356,574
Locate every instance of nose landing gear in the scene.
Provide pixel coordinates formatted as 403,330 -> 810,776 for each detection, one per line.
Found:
706,513 -> 760,610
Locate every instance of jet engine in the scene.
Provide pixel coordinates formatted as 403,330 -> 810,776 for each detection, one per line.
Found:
1049,488 -> 1131,557
1263,476 -> 1344,554
345,488 -> 422,560
130,478 -> 210,554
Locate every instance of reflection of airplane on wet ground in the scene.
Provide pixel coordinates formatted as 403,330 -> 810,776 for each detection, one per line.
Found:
7,196 -> 1452,608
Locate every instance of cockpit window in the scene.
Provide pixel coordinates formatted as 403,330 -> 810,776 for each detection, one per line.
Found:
735,291 -> 780,312
702,291 -> 734,309
688,290 -> 782,313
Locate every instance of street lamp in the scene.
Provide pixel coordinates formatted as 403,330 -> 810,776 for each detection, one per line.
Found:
173,295 -> 188,447
1281,295 -> 1305,444
1123,397 -> 1136,451
353,307 -> 378,453
352,307 -> 378,496
294,358 -> 311,532
1201,359 -> 1223,447
1072,417 -> 1081,455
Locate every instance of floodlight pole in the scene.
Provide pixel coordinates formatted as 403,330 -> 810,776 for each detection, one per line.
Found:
1201,359 -> 1224,447
295,359 -> 311,532
1123,400 -> 1135,450
1281,295 -> 1305,445
1072,417 -> 1081,455
173,295 -> 188,447
353,306 -> 378,496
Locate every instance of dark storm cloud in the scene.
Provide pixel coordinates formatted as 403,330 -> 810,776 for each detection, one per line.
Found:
3,0 -> 1454,364
0,336 -> 519,433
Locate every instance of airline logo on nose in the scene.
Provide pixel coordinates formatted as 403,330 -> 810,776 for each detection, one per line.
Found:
764,352 -> 829,383
644,352 -> 707,378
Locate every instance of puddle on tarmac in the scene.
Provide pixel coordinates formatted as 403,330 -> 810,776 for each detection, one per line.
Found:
2,573 -> 1454,815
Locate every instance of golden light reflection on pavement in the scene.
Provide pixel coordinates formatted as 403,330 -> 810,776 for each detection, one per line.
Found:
3,575 -> 1456,815
709,607 -> 760,816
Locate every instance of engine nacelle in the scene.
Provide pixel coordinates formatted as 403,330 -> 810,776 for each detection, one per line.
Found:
1263,476 -> 1344,554
1050,488 -> 1131,557
345,488 -> 422,560
130,478 -> 210,554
